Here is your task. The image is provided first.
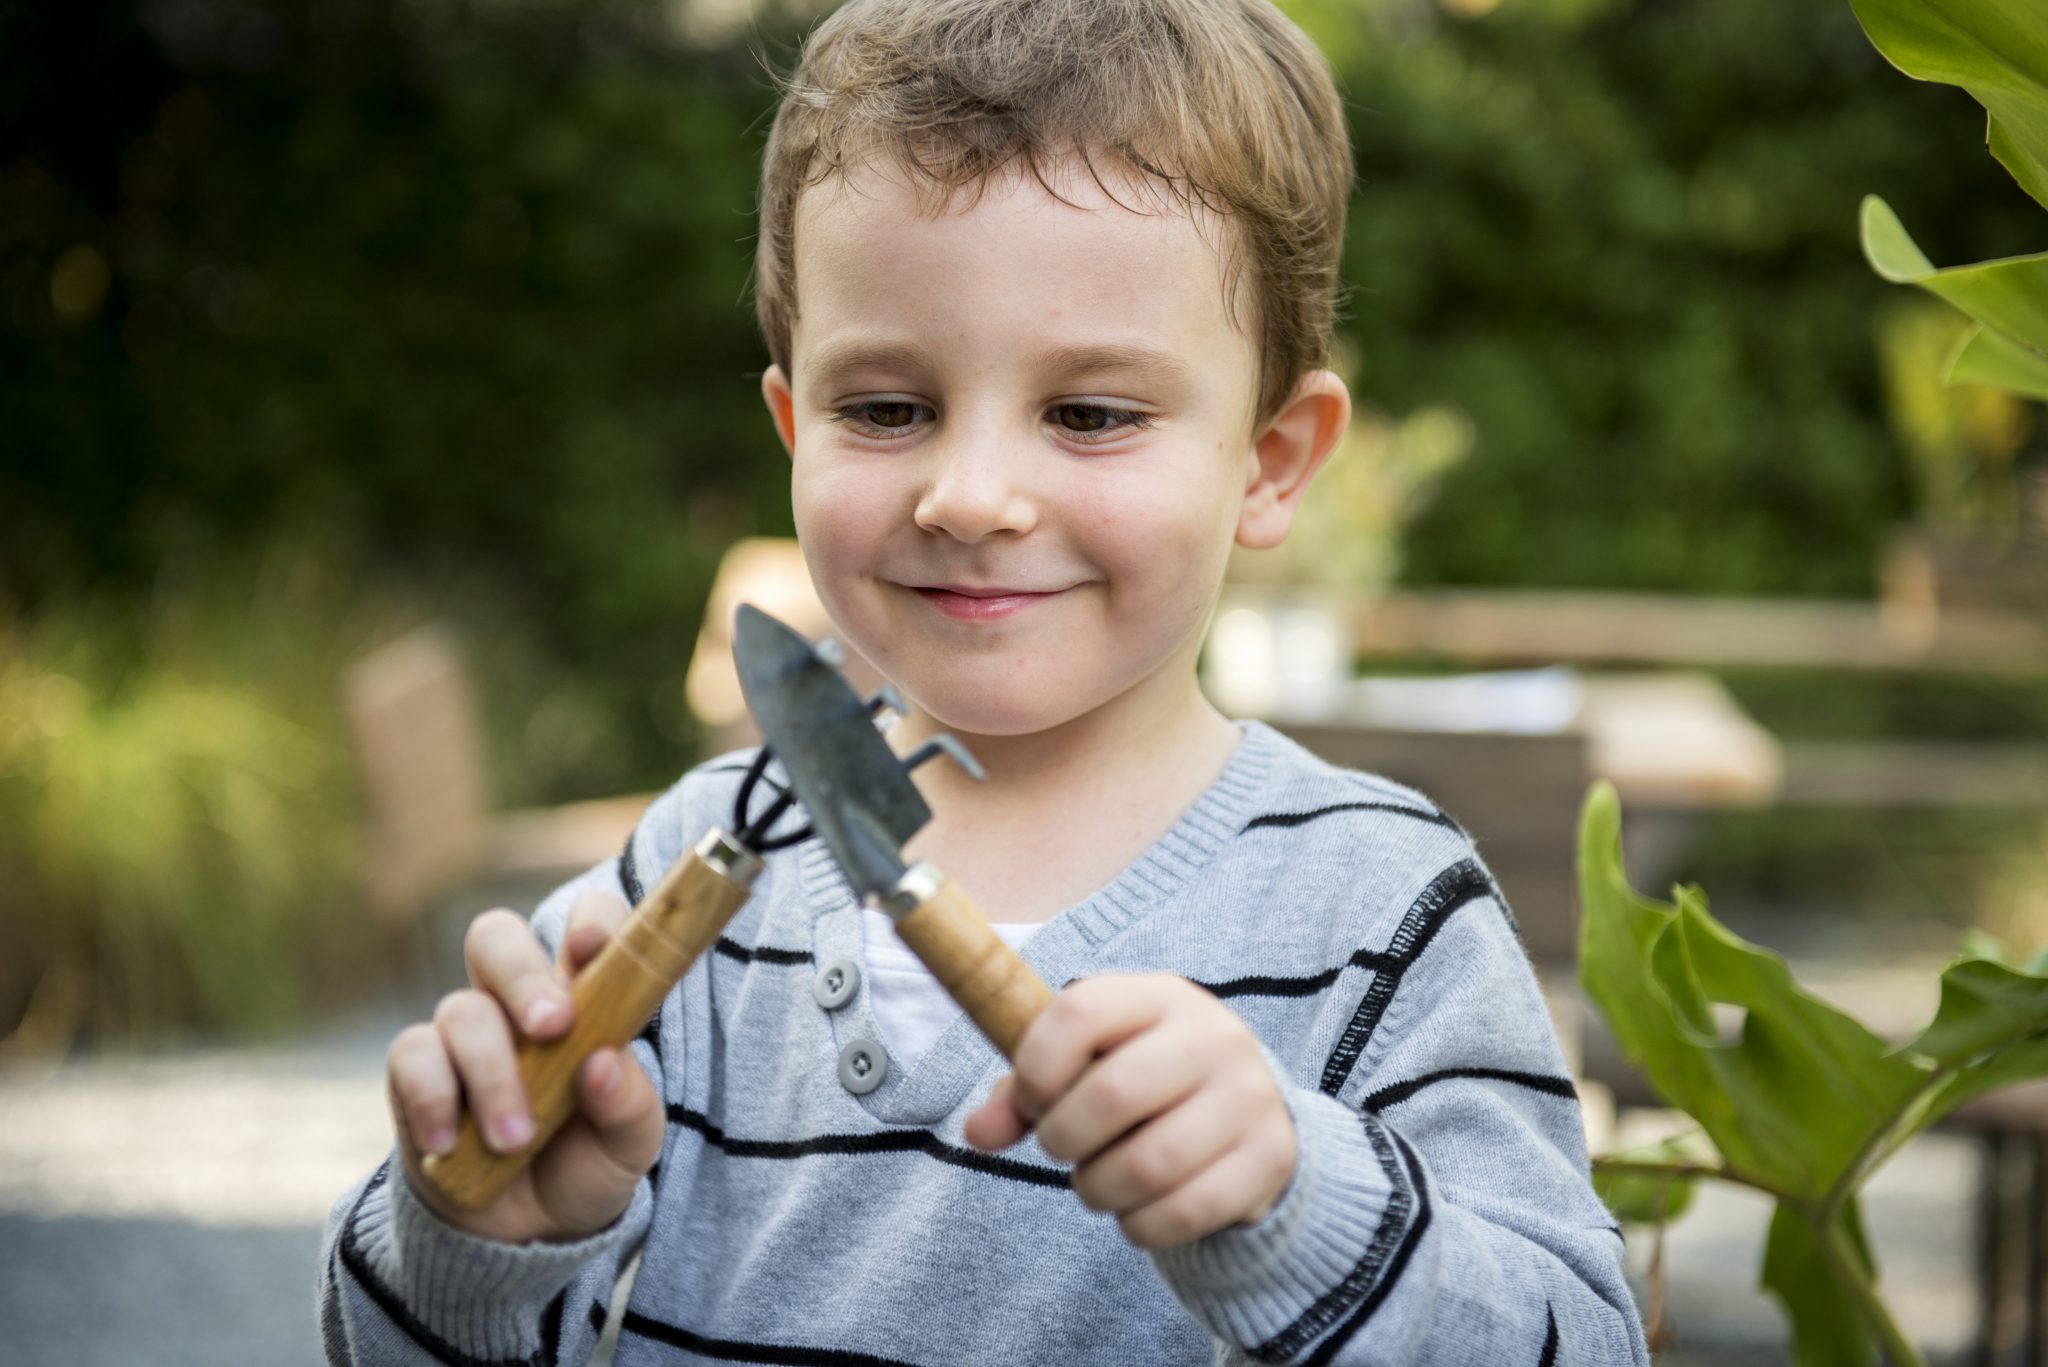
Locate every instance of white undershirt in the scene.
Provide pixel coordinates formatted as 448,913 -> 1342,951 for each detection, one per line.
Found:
861,907 -> 1044,1071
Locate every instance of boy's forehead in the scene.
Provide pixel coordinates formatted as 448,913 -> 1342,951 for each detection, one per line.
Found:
788,157 -> 1257,374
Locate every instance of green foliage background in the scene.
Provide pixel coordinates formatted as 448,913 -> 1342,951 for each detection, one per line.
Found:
5,0 -> 2042,803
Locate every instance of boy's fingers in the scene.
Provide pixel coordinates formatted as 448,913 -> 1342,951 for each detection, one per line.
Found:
1010,976 -> 1176,1122
574,1047 -> 664,1176
963,1074 -> 1032,1152
464,910 -> 569,1038
1033,1025 -> 1206,1166
1068,1082 -> 1241,1215
386,1022 -> 462,1158
434,989 -> 533,1154
1115,1140 -> 1286,1251
561,888 -> 633,977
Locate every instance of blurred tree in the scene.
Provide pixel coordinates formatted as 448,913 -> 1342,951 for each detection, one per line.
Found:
1313,0 -> 2044,594
2,0 -> 795,798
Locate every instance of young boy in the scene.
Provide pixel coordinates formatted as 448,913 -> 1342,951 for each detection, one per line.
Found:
321,1 -> 1648,1362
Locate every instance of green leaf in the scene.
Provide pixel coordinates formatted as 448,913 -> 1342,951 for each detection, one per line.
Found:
1906,956 -> 2048,1064
1894,955 -> 2048,1128
1578,784 -> 1925,1200
1862,195 -> 2048,359
1850,0 -> 2048,212
1918,1033 -> 2048,1130
1991,114 -> 2048,214
1760,1201 -> 1880,1367
1947,322 -> 2048,399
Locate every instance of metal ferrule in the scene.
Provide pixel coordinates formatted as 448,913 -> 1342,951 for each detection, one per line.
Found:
866,861 -> 941,921
695,826 -> 765,887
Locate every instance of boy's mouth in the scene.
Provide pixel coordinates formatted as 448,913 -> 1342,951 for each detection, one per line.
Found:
906,583 -> 1066,622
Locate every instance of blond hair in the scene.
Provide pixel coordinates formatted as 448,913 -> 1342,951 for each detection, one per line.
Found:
754,0 -> 1352,426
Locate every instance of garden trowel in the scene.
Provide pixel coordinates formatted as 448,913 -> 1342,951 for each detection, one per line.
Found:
733,603 -> 1054,1058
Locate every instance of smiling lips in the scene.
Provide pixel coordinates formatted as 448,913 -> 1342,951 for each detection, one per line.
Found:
907,583 -> 1068,622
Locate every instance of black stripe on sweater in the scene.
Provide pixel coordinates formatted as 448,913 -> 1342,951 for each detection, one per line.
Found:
666,1102 -> 1070,1190
587,1300 -> 608,1336
336,1163 -> 541,1367
1304,1129 -> 1436,1366
713,938 -> 814,966
619,813 -> 810,968
1243,799 -> 1458,835
1319,860 -> 1492,1097
1538,1305 -> 1560,1367
619,824 -> 646,905
1249,1112 -> 1416,1363
1362,1067 -> 1580,1114
539,1289 -> 565,1367
621,1311 -> 928,1366
1197,946 -> 1399,1000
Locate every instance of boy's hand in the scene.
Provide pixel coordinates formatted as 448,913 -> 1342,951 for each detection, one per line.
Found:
963,974 -> 1297,1250
385,889 -> 664,1245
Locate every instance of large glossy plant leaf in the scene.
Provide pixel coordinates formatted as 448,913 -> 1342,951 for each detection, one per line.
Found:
1582,782 -> 2048,1364
1862,195 -> 2048,359
1578,783 -> 1923,1200
1849,0 -> 2048,210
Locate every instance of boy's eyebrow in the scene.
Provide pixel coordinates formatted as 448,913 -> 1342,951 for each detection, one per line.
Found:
801,339 -> 1195,391
1029,342 -> 1195,390
804,340 -> 930,389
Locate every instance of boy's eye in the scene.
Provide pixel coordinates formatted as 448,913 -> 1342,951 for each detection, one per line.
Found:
1050,403 -> 1152,441
831,400 -> 933,437
865,401 -> 920,429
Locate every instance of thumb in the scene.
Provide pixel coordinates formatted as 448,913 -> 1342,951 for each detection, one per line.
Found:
560,887 -> 633,977
963,1073 -> 1033,1152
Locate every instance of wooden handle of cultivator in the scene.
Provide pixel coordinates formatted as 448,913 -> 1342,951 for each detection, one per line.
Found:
421,829 -> 762,1211
891,863 -> 1055,1060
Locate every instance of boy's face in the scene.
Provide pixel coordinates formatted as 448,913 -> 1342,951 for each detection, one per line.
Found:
762,160 -> 1273,740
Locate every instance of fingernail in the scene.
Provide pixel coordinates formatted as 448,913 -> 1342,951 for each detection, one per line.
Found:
522,999 -> 562,1034
427,1127 -> 457,1156
492,1114 -> 533,1151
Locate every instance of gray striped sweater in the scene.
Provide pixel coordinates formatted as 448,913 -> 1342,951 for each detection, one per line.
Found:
319,721 -> 1649,1365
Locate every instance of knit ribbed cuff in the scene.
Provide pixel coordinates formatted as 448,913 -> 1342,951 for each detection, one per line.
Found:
1149,1083 -> 1401,1350
349,1158 -> 653,1361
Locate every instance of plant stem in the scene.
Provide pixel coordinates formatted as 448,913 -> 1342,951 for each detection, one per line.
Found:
1819,1215 -> 1925,1367
1591,1155 -> 1792,1201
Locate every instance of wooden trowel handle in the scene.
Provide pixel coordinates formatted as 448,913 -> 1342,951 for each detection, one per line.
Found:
421,829 -> 761,1210
891,863 -> 1054,1060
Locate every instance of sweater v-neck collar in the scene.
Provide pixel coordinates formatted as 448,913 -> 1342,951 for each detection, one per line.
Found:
794,720 -> 1277,1127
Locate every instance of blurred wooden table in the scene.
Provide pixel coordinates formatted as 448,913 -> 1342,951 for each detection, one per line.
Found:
1266,670 -> 1780,963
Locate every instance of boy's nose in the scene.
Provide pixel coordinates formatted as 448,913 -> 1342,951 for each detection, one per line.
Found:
912,440 -> 1038,543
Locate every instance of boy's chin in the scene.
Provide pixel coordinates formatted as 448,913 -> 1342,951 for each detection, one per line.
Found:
902,691 -> 1076,742
890,664 -> 1106,742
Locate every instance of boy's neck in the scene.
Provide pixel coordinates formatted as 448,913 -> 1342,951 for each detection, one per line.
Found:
889,668 -> 1242,923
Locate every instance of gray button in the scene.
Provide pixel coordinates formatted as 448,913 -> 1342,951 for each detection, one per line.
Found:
837,1039 -> 888,1095
813,957 -> 861,1010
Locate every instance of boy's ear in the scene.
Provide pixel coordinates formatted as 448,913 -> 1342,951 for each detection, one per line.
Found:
761,364 -> 797,457
1236,370 -> 1350,551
